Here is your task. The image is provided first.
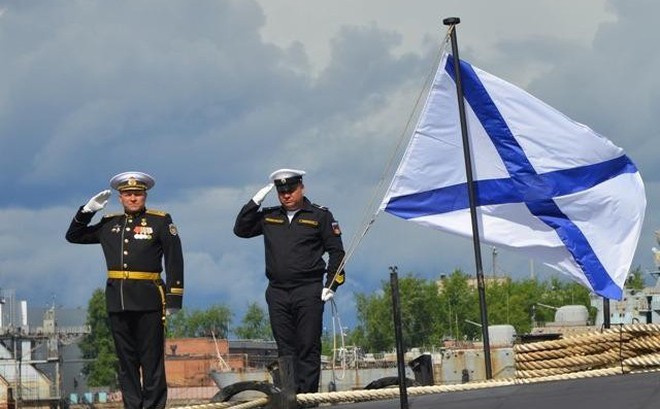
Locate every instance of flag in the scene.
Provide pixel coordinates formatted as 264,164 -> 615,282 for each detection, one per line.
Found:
381,52 -> 646,300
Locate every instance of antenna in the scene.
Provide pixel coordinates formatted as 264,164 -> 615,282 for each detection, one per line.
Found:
491,247 -> 497,276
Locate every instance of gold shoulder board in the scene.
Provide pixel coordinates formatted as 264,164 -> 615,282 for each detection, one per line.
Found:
146,209 -> 168,217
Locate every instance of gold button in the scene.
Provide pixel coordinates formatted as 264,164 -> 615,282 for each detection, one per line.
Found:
123,251 -> 128,255
125,227 -> 130,231
123,264 -> 128,268
124,239 -> 129,243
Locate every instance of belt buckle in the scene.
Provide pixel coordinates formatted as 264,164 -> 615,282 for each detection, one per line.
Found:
123,271 -> 129,279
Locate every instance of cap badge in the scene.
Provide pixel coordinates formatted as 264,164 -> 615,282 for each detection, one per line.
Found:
128,177 -> 137,186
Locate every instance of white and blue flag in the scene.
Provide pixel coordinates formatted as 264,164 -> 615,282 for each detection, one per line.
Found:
381,52 -> 646,300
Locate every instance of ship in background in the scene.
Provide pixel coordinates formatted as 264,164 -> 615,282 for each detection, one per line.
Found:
589,230 -> 660,327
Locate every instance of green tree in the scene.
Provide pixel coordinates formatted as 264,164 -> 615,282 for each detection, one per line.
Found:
485,277 -> 515,326
79,289 -> 118,388
166,304 -> 233,338
352,289 -> 392,352
166,308 -> 189,338
484,278 -> 591,334
233,302 -> 272,340
625,265 -> 646,290
352,270 -> 602,351
437,270 -> 479,340
352,272 -> 444,352
501,279 -> 546,333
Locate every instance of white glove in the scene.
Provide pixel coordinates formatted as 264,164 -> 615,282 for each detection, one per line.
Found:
166,308 -> 180,317
252,183 -> 274,205
321,288 -> 335,302
82,189 -> 112,213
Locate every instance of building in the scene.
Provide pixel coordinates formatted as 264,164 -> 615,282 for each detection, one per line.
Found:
0,291 -> 90,409
165,338 -> 277,387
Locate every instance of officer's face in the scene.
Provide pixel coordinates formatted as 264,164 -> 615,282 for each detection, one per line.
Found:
278,184 -> 304,211
119,190 -> 147,213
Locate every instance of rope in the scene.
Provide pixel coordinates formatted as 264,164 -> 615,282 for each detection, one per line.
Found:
514,324 -> 660,375
624,333 -> 660,351
324,30 -> 453,286
171,397 -> 268,409
624,352 -> 660,367
515,341 -> 619,362
297,380 -> 512,405
328,298 -> 349,383
515,349 -> 636,371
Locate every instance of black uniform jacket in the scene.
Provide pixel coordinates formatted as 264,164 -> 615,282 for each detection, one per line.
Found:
234,197 -> 345,289
66,207 -> 184,313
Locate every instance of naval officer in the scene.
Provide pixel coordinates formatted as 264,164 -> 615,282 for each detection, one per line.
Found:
233,168 -> 345,393
66,171 -> 184,409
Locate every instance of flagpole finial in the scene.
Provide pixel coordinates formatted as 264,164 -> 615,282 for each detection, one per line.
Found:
443,17 -> 460,26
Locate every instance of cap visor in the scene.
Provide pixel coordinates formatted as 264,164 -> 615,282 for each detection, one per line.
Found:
119,187 -> 146,191
276,184 -> 297,193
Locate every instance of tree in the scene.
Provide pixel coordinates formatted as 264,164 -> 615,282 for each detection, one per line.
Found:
79,289 -> 118,388
352,290 -> 392,352
165,308 -> 189,338
166,304 -> 233,338
484,277 -> 515,326
352,273 -> 445,352
234,302 -> 272,340
625,265 -> 646,290
437,270 -> 479,340
498,279 -> 546,334
352,270 -> 601,351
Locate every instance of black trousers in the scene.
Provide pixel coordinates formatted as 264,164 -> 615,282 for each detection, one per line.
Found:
266,282 -> 324,393
109,310 -> 166,409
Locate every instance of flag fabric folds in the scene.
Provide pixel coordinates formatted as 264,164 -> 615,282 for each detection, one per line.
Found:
381,52 -> 646,300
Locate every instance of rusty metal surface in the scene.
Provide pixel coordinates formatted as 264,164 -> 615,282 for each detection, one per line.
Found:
438,347 -> 514,383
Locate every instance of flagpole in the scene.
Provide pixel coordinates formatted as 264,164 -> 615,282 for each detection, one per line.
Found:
443,16 -> 493,379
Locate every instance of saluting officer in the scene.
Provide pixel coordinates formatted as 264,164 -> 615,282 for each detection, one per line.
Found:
234,168 -> 345,394
66,171 -> 184,409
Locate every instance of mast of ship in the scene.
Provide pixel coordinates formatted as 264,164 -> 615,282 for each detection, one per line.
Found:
442,17 -> 493,379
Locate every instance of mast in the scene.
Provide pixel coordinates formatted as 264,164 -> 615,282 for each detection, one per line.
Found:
442,17 -> 493,379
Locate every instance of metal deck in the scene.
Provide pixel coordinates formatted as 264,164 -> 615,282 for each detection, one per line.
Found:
329,372 -> 660,409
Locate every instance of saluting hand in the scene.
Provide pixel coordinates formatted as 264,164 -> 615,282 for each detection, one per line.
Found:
252,183 -> 275,205
82,189 -> 112,213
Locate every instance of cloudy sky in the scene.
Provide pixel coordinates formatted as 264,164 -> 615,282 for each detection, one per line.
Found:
0,0 -> 658,330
